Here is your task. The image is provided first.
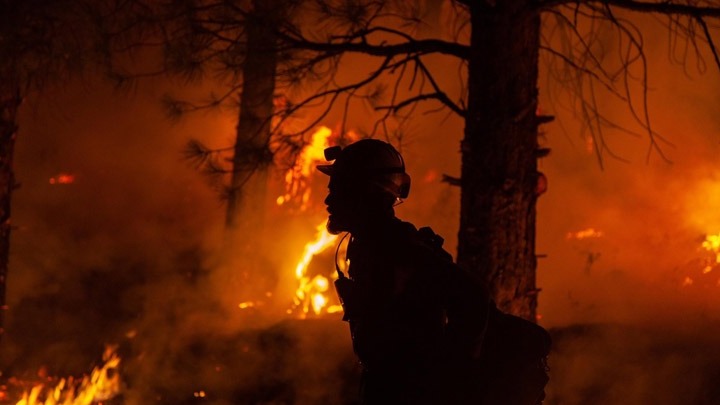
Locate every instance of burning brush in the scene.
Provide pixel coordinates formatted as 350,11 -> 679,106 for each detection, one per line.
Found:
288,223 -> 344,317
7,346 -> 121,405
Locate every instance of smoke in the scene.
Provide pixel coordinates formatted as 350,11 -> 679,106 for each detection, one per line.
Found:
2,77 -> 251,390
1,6 -> 720,405
546,322 -> 720,405
535,13 -> 720,328
533,13 -> 720,405
2,73 -> 364,402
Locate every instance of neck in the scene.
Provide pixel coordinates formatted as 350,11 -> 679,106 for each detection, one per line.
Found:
350,210 -> 396,239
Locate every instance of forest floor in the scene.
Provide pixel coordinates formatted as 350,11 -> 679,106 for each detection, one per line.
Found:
2,319 -> 719,404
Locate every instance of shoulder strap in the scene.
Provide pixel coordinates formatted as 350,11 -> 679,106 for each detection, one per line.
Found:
416,226 -> 454,263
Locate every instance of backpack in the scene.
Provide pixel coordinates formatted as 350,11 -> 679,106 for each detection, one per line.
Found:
416,227 -> 551,405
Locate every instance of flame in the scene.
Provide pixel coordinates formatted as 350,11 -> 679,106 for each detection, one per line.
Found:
701,233 -> 720,265
277,126 -> 333,211
678,233 -> 720,288
680,175 -> 720,287
48,173 -> 75,185
15,346 -> 121,405
274,126 -> 358,315
566,228 -> 604,240
682,232 -> 720,287
291,223 -> 339,317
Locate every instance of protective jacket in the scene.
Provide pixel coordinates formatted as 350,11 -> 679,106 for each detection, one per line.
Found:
337,217 -> 489,404
336,217 -> 550,405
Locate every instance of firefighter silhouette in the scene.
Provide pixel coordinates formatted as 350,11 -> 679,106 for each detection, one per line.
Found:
318,139 -> 550,405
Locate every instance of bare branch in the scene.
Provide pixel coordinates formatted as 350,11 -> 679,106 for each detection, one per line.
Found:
539,44 -> 628,100
277,29 -> 470,59
541,0 -> 720,18
274,55 -> 395,135
598,0 -> 720,18
376,92 -> 465,117
441,174 -> 461,186
696,15 -> 720,70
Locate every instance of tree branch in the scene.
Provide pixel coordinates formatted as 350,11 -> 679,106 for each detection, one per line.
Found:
277,30 -> 470,60
696,15 -> 720,70
376,92 -> 465,117
273,56 -> 395,136
539,44 -> 628,100
599,0 -> 720,18
542,0 -> 720,18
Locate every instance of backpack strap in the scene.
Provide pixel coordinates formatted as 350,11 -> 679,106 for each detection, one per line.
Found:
416,226 -> 454,263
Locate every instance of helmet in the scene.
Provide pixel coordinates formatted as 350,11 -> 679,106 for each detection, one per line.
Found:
317,139 -> 411,199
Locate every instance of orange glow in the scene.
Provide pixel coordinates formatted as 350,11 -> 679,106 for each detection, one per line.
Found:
48,173 -> 75,185
15,346 -> 120,405
291,222 -> 339,317
684,177 -> 720,233
277,126 -> 333,211
423,169 -> 439,183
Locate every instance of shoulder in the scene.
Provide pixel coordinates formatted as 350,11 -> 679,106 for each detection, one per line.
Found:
389,220 -> 454,268
394,222 -> 490,298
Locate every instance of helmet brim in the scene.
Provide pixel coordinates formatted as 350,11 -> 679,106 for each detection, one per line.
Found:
317,164 -> 334,176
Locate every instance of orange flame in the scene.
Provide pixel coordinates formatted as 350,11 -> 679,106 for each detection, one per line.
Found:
566,228 -> 604,240
277,126 -> 333,211
15,346 -> 121,405
290,222 -> 342,317
679,233 -> 720,288
701,233 -> 720,266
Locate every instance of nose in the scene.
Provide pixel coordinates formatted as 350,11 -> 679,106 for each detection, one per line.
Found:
324,192 -> 332,207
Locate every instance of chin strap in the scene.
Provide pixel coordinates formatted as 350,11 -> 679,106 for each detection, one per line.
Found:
334,232 -> 351,279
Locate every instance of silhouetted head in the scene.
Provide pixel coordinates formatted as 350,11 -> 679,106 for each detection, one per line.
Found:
318,139 -> 411,235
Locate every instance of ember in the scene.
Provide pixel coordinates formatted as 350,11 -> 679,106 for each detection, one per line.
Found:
48,174 -> 75,185
566,228 -> 604,240
238,302 -> 256,309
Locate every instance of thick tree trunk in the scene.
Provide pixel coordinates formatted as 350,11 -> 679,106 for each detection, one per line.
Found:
225,0 -> 278,230
457,2 -> 541,321
0,88 -> 20,341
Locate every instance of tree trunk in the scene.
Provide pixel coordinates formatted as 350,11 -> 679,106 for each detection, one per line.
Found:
225,0 -> 279,230
457,2 -> 541,321
221,1 -> 281,302
0,87 -> 21,341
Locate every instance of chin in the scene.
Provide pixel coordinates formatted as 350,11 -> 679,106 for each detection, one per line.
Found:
326,215 -> 348,235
